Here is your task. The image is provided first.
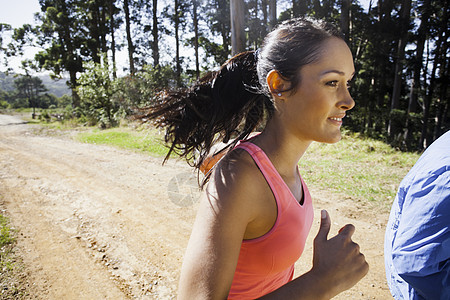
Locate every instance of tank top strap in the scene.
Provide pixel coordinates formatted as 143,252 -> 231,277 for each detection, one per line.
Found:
234,141 -> 288,204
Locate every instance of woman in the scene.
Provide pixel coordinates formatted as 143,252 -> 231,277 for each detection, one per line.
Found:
141,17 -> 368,299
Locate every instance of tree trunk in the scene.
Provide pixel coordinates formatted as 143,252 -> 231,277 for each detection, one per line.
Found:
312,0 -> 322,18
217,0 -> 230,57
420,34 -> 443,148
69,70 -> 80,108
408,0 -> 430,115
193,0 -> 200,79
293,0 -> 308,17
376,0 -> 394,110
292,0 -> 298,17
90,2 -> 101,64
340,0 -> 350,43
268,0 -> 276,31
230,0 -> 245,55
261,0 -> 268,34
109,0 -> 117,79
432,2 -> 449,141
100,5 -> 108,56
152,0 -> 160,67
404,0 -> 431,146
388,0 -> 411,138
123,0 -> 135,74
175,0 -> 181,86
420,0 -> 448,148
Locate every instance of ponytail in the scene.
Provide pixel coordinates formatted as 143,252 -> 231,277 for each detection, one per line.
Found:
137,51 -> 274,175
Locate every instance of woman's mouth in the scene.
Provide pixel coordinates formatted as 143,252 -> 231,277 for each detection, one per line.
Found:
328,116 -> 344,126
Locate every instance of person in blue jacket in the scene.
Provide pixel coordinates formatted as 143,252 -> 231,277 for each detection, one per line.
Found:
385,130 -> 450,299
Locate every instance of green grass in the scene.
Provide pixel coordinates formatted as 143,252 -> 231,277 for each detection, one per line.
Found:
299,130 -> 420,211
0,214 -> 15,250
1,212 -> 28,298
76,127 -> 170,157
0,212 -> 17,287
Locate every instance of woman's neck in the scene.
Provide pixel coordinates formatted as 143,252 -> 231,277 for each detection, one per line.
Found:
251,117 -> 312,179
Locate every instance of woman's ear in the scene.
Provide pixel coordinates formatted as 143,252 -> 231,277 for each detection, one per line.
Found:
266,70 -> 289,97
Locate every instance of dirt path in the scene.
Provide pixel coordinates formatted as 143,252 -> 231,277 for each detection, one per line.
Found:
0,114 -> 393,299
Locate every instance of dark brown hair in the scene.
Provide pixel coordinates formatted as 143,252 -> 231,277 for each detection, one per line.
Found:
137,17 -> 343,182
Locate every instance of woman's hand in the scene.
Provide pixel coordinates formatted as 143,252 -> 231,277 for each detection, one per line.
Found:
310,209 -> 369,298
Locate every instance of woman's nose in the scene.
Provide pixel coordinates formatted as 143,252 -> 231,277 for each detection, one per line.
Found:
339,89 -> 355,111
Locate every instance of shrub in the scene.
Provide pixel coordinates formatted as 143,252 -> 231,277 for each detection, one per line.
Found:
77,57 -> 119,128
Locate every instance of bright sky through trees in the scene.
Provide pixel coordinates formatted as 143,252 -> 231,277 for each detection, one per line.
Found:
0,0 -> 376,74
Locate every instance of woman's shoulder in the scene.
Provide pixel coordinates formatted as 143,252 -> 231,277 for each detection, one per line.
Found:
215,146 -> 262,185
206,146 -> 270,215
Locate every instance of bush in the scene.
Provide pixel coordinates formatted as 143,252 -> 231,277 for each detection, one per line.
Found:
0,100 -> 10,109
112,64 -> 179,111
77,58 -> 119,128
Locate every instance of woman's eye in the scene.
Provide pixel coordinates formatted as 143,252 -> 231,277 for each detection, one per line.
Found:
346,80 -> 352,89
326,81 -> 338,87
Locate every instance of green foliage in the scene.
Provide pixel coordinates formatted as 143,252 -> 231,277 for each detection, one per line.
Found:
35,0 -> 84,78
112,64 -> 178,109
77,59 -> 119,128
199,0 -> 231,65
77,61 -> 179,128
57,94 -> 72,108
0,100 -> 9,109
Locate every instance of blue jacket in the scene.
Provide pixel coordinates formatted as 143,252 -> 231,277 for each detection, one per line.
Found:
385,131 -> 450,300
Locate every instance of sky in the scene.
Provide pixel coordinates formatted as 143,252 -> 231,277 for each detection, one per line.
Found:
0,0 -> 41,28
0,0 -> 376,75
0,0 -> 42,74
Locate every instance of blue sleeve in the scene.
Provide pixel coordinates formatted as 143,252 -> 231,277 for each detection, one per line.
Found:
391,169 -> 450,299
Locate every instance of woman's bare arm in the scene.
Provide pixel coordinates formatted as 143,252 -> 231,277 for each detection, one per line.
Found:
178,154 -> 265,299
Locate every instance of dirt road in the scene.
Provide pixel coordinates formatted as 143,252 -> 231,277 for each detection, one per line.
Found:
0,114 -> 393,299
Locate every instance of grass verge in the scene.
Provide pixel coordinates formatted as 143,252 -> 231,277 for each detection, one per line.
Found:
0,212 -> 28,298
300,130 -> 420,211
76,126 -> 170,157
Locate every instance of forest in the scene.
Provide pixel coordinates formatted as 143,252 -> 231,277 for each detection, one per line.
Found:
0,0 -> 448,151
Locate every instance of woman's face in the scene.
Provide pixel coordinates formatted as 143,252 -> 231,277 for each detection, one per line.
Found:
279,37 -> 355,144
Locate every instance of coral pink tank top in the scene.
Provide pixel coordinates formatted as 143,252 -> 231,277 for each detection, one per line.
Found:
227,141 -> 314,299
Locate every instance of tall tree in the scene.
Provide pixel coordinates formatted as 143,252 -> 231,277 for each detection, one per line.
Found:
109,0 -> 118,78
175,0 -> 181,85
420,0 -> 449,147
388,0 -> 412,139
193,0 -> 200,79
14,75 -> 47,118
430,0 -> 448,141
407,0 -> 431,114
35,0 -> 85,107
292,0 -> 309,17
268,0 -> 277,30
404,0 -> 431,145
230,0 -> 245,55
340,0 -> 351,43
152,0 -> 159,67
81,0 -> 111,64
200,0 -> 231,65
123,0 -> 135,74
